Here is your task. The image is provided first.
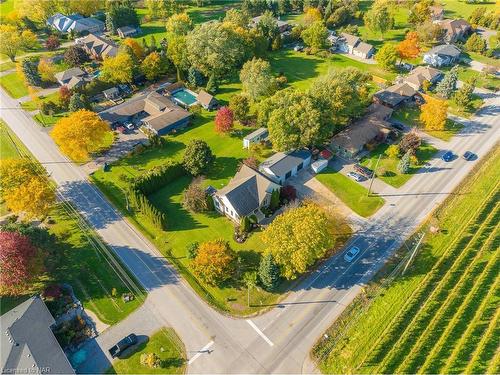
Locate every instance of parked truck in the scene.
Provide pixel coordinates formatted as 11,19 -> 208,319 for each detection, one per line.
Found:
109,334 -> 137,358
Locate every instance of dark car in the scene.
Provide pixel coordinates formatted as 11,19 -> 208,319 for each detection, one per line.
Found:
442,151 -> 454,162
109,334 -> 137,358
463,151 -> 475,161
354,164 -> 374,178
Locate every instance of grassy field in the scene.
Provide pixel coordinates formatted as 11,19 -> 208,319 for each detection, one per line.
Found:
316,168 -> 385,217
0,72 -> 28,98
441,0 -> 498,19
313,145 -> 500,374
109,328 -> 186,374
447,93 -> 484,119
392,106 -> 463,142
0,122 -> 143,323
360,142 -> 438,188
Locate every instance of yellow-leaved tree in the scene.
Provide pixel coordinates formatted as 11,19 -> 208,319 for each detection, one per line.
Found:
420,97 -> 448,131
191,239 -> 236,286
0,159 -> 55,219
51,110 -> 113,161
262,202 -> 336,279
101,52 -> 134,84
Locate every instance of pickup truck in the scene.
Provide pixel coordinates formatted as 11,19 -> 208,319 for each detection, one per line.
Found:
109,334 -> 137,358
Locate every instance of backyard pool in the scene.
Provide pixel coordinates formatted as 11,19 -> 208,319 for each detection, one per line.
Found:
171,89 -> 198,107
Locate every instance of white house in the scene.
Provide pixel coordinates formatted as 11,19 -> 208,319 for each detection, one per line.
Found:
47,13 -> 104,34
336,33 -> 375,59
259,150 -> 312,184
243,128 -> 268,148
213,165 -> 280,223
352,41 -> 375,59
423,44 -> 461,67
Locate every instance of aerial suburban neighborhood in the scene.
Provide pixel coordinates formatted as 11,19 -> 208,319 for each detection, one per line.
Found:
0,0 -> 498,374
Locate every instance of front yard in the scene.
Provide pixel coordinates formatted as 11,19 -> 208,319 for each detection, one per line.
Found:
0,72 -> 29,98
316,168 -> 385,217
360,142 -> 439,188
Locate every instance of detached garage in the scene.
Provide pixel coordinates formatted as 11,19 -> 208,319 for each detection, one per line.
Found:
259,149 -> 312,184
311,159 -> 328,173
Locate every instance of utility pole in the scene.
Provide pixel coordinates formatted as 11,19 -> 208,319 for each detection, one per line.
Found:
367,154 -> 382,196
402,232 -> 425,275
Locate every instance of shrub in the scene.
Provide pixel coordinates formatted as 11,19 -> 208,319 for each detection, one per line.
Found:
45,35 -> 60,51
40,100 -> 59,115
259,253 -> 280,291
385,144 -> 400,159
186,242 -> 199,259
140,353 -> 161,369
182,178 -> 208,213
280,185 -> 297,202
240,215 -> 251,233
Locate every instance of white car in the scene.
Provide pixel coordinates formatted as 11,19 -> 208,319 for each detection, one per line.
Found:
125,122 -> 135,130
347,171 -> 364,182
344,246 -> 360,262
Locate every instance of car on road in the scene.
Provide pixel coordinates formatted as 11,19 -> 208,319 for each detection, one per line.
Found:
347,171 -> 364,182
442,151 -> 454,162
462,151 -> 475,161
344,246 -> 360,262
109,334 -> 137,358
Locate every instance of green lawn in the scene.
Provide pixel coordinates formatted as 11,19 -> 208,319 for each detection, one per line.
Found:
314,145 -> 500,374
447,94 -> 484,119
443,65 -> 500,91
441,0 -> 498,19
0,0 -> 15,20
21,91 -> 60,111
392,106 -> 463,142
360,142 -> 438,188
316,168 -> 385,217
0,61 -> 15,72
0,72 -> 28,98
0,120 -> 19,159
109,328 -> 186,374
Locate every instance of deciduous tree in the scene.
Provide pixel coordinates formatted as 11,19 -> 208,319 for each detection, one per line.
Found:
182,178 -> 208,212
101,52 -> 134,84
58,86 -> 71,109
399,130 -> 421,155
262,202 -> 335,279
166,13 -> 193,35
123,38 -> 145,60
454,78 -> 476,109
376,43 -> 398,70
106,0 -> 139,34
229,94 -> 250,123
397,31 -> 420,62
256,11 -> 279,50
240,58 -> 276,101
167,34 -> 189,81
224,8 -> 250,28
385,144 -> 400,159
51,110 -> 113,161
303,7 -> 322,26
64,45 -> 89,67
301,21 -> 328,51
68,93 -> 89,112
191,239 -> 236,286
464,33 -> 487,54
45,35 -> 60,51
15,0 -> 58,23
420,97 -> 448,131
214,107 -> 234,133
20,30 -> 39,50
141,51 -> 163,81
38,59 -> 57,83
0,25 -> 22,61
182,139 -> 215,176
364,2 -> 394,37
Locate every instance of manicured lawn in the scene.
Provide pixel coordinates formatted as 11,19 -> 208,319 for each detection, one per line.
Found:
316,168 -> 385,217
108,328 -> 186,374
392,106 -> 463,142
314,145 -> 500,374
447,94 -> 484,119
360,142 -> 438,188
466,52 -> 500,69
441,0 -> 498,19
0,72 -> 28,98
446,65 -> 500,91
0,120 -> 19,159
21,91 -> 60,111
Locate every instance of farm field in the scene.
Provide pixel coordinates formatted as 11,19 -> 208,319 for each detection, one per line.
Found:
313,146 -> 500,374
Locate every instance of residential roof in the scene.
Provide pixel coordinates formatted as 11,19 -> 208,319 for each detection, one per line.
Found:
340,33 -> 360,47
1,296 -> 75,375
404,66 -> 442,87
244,127 -> 268,141
103,87 -> 120,97
143,108 -> 192,131
217,165 -> 278,217
353,41 -> 374,55
429,5 -> 444,17
117,26 -> 137,34
366,102 -> 394,120
374,90 -> 407,107
77,33 -> 118,58
54,67 -> 85,82
385,82 -> 418,97
197,90 -> 217,107
439,18 -> 471,38
47,13 -> 103,33
426,44 -> 461,58
260,149 -> 311,177
66,75 -> 91,90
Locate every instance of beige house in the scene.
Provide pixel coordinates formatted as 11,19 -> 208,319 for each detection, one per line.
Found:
403,66 -> 443,90
76,33 -> 118,60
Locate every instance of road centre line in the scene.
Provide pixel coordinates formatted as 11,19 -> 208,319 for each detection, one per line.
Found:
246,319 -> 274,347
188,340 -> 215,364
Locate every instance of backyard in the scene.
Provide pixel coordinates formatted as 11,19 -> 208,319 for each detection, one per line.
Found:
316,168 -> 385,217
360,142 -> 439,188
108,328 -> 186,374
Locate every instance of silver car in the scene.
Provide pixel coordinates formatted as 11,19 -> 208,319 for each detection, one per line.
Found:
344,246 -> 360,262
347,171 -> 364,182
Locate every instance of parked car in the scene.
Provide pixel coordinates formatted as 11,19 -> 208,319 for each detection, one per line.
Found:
109,334 -> 137,358
347,171 -> 364,182
344,246 -> 360,262
125,122 -> 135,130
462,151 -> 475,161
442,151 -> 454,162
353,164 -> 374,178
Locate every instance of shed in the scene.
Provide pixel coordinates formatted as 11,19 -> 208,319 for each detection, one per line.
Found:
197,90 -> 218,110
117,26 -> 139,38
243,128 -> 268,148
311,159 -> 328,173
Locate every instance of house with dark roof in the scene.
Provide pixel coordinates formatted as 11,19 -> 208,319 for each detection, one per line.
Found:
423,44 -> 461,67
117,26 -> 140,38
99,91 -> 191,135
373,83 -> 419,108
76,33 -> 118,60
438,18 -> 472,43
1,296 -> 75,375
403,66 -> 443,90
47,13 -> 104,34
259,150 -> 312,185
213,165 -> 280,223
353,41 -> 375,59
197,90 -> 218,110
330,103 -> 393,159
54,67 -> 92,90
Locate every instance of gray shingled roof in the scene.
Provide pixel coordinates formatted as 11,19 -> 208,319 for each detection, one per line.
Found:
244,127 -> 268,141
426,44 -> 461,57
1,296 -> 75,375
260,150 -> 311,177
54,67 -> 85,82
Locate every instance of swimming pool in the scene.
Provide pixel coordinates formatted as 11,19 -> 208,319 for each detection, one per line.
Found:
171,89 -> 198,106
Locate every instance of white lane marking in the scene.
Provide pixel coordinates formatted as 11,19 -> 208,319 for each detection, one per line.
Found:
188,340 -> 214,365
246,319 -> 274,347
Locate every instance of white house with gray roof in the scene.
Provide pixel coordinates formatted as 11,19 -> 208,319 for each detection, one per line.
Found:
259,150 -> 312,185
1,296 -> 75,375
423,44 -> 461,67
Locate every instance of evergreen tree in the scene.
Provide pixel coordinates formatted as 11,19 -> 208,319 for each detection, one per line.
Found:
398,151 -> 411,174
186,242 -> 199,259
68,93 -> 89,112
454,78 -> 476,109
206,74 -> 218,94
188,66 -> 204,87
269,189 -> 280,210
240,216 -> 251,233
22,58 -> 41,86
259,253 -> 280,291
436,66 -> 459,99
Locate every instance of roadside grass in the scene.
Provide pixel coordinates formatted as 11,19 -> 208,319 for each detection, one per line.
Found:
21,91 -> 60,111
0,61 -> 15,72
392,106 -> 463,142
447,94 -> 484,119
465,52 -> 500,69
316,168 -> 385,217
108,328 -> 186,374
451,65 -> 500,91
312,146 -> 500,374
360,142 -> 438,188
0,122 -> 143,323
0,72 -> 28,98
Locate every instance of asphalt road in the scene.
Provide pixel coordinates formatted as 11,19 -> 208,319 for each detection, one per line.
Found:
1,87 -> 498,374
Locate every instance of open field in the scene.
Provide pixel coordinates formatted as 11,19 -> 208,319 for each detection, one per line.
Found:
441,0 -> 498,19
316,168 -> 385,217
0,122 -> 143,323
108,328 -> 186,374
0,72 -> 28,98
313,146 -> 500,374
360,142 -> 438,188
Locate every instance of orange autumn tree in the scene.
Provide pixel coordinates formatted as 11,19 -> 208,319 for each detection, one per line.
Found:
191,239 -> 236,286
397,31 -> 420,62
123,38 -> 145,60
420,97 -> 448,131
51,110 -> 113,161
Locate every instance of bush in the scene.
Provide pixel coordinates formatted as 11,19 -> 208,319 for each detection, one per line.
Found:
240,215 -> 251,233
385,144 -> 400,159
186,242 -> 199,259
191,239 -> 236,286
45,35 -> 60,51
140,353 -> 161,369
280,185 -> 297,202
40,100 -> 59,115
275,75 -> 288,89
182,178 -> 208,213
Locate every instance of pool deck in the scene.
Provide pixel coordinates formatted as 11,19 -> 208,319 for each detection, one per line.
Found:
171,88 -> 199,107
